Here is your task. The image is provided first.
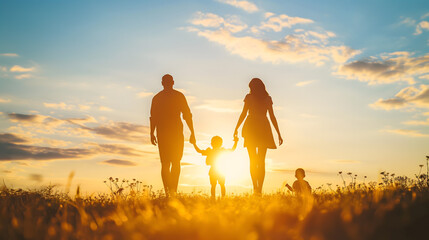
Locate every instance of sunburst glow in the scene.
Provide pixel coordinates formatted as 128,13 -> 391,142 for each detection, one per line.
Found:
216,150 -> 250,185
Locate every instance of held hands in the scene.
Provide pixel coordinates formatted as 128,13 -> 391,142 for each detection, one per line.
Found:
233,129 -> 238,138
150,133 -> 157,146
233,135 -> 239,142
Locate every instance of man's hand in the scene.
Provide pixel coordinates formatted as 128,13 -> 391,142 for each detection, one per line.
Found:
233,129 -> 238,138
189,133 -> 196,144
150,134 -> 157,146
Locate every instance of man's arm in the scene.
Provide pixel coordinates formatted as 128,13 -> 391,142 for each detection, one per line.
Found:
150,98 -> 157,146
181,94 -> 196,144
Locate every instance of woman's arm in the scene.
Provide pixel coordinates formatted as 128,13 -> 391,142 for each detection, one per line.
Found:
268,105 -> 283,146
234,102 -> 249,137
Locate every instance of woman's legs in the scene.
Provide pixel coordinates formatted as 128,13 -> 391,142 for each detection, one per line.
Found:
247,147 -> 259,193
256,147 -> 267,193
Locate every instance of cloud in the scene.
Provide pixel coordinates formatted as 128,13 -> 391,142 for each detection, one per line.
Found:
402,118 -> 429,126
101,159 -> 138,166
137,91 -> 154,98
337,52 -> 429,85
78,104 -> 91,110
399,17 -> 416,26
15,74 -> 32,79
0,98 -> 11,103
415,21 -> 429,35
192,29 -> 358,65
422,12 -> 429,19
7,113 -> 150,143
384,129 -> 429,137
0,133 -> 152,161
0,53 -> 19,57
99,106 -> 113,111
217,0 -> 259,13
10,65 -> 35,72
195,99 -> 243,113
76,121 -> 150,142
370,85 -> 429,110
259,13 -> 313,32
44,102 -> 74,110
296,80 -> 316,87
28,174 -> 43,182
191,12 -> 247,33
331,159 -> 361,164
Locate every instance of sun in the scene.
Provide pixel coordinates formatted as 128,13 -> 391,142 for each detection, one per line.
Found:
216,150 -> 250,184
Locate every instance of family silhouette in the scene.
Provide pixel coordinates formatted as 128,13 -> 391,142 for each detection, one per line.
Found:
150,74 -> 284,196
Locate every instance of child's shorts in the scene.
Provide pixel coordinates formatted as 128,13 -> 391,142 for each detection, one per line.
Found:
209,168 -> 225,186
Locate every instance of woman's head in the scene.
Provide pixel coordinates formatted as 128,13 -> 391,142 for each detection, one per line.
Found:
249,78 -> 268,97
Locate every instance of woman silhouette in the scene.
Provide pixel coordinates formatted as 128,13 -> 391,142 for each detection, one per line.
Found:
234,78 -> 283,195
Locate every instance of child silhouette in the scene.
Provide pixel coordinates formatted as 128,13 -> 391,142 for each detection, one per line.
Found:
286,168 -> 312,197
192,136 -> 238,199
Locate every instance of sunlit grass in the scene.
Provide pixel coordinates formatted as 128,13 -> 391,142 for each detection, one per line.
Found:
1,173 -> 429,240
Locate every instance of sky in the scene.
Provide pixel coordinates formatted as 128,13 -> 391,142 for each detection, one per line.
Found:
0,0 -> 428,195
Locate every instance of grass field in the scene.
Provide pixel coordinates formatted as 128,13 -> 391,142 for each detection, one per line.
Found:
1,175 -> 429,240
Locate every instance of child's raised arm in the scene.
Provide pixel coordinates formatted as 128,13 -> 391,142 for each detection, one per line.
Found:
192,142 -> 203,154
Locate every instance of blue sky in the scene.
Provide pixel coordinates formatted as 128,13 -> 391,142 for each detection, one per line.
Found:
0,0 -> 428,194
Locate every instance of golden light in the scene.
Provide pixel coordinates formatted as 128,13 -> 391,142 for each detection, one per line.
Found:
215,150 -> 250,185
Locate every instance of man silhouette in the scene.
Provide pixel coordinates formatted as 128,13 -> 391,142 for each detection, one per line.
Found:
150,74 -> 195,195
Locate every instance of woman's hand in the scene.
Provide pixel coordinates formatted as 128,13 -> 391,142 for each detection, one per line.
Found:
279,135 -> 283,146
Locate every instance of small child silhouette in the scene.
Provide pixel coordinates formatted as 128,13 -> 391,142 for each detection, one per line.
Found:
286,168 -> 312,196
192,136 -> 238,199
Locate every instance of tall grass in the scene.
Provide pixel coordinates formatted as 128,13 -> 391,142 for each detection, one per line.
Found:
1,173 -> 429,240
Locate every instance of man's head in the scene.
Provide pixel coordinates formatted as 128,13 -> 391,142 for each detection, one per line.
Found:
295,168 -> 306,180
162,74 -> 174,89
211,136 -> 223,149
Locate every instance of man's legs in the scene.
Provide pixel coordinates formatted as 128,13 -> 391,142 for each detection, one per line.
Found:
170,160 -> 181,193
161,161 -> 171,195
158,134 -> 184,195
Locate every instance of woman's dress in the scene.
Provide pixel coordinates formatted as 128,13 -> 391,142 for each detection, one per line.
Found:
242,94 -> 276,149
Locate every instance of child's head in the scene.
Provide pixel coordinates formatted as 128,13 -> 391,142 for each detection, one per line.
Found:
211,136 -> 223,149
295,168 -> 306,180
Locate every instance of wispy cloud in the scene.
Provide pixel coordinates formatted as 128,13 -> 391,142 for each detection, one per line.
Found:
195,99 -> 243,113
137,91 -> 154,98
296,80 -> 316,87
0,53 -> 19,57
217,0 -> 259,13
191,12 -> 248,33
191,28 -> 358,66
14,74 -> 32,79
414,21 -> 429,35
100,159 -> 138,166
259,13 -> 313,32
0,98 -> 11,103
384,129 -> 429,137
337,52 -> 429,85
0,133 -> 152,161
10,65 -> 35,72
44,102 -> 74,110
7,113 -> 150,143
370,84 -> 429,110
99,106 -> 113,111
331,159 -> 361,164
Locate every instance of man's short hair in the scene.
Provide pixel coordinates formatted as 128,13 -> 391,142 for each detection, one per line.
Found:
162,74 -> 174,86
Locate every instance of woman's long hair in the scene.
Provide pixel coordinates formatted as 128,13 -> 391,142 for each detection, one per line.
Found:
249,78 -> 269,99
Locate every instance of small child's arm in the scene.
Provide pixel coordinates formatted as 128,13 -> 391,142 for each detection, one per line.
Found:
192,142 -> 204,154
285,183 -> 294,192
228,136 -> 239,151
